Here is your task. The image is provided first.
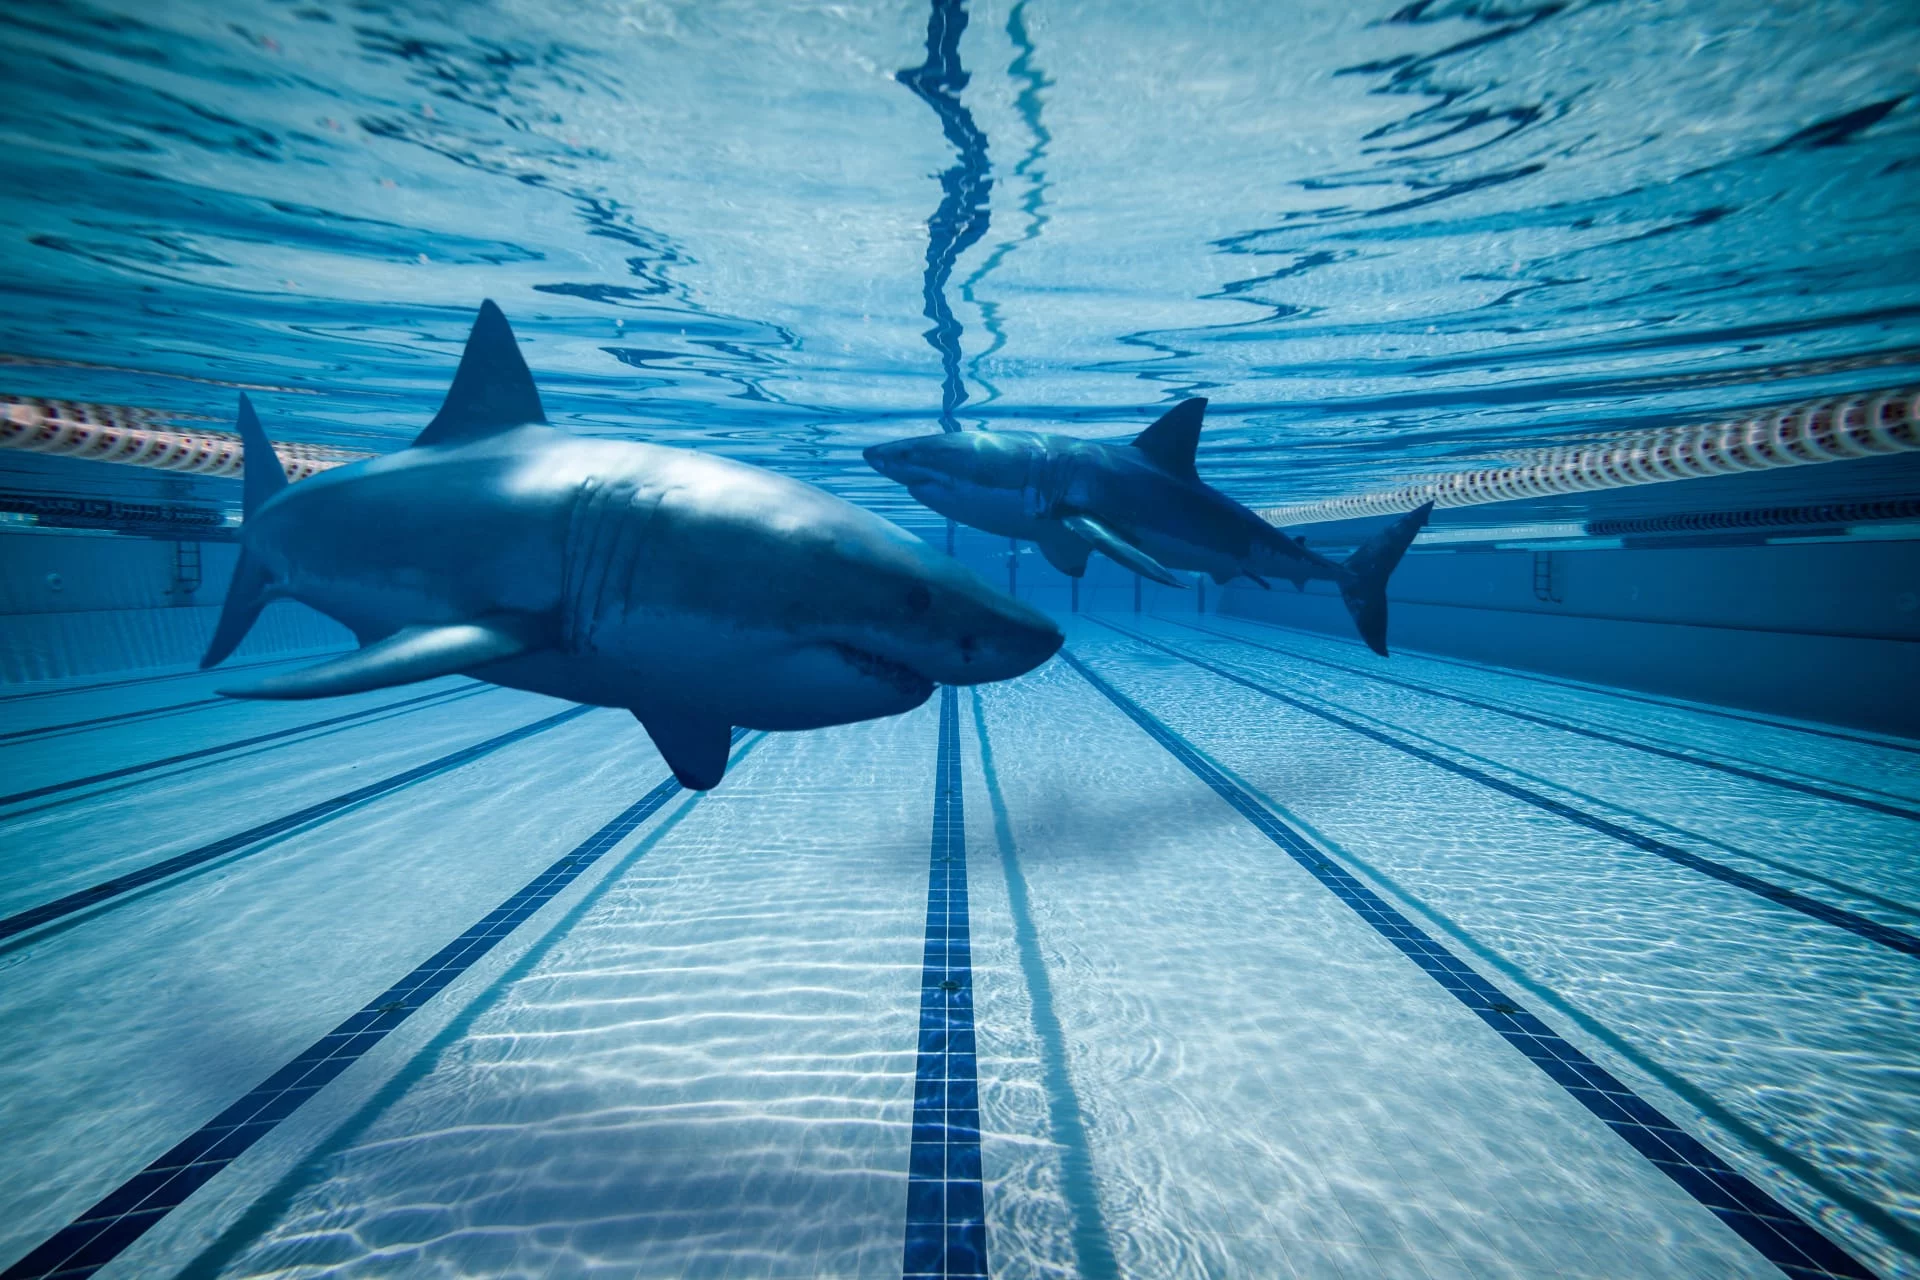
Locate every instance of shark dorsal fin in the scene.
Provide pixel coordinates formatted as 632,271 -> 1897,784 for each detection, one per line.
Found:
1130,398 -> 1207,481
413,300 -> 548,448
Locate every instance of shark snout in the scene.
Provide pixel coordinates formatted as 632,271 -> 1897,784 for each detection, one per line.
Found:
863,437 -> 949,488
929,590 -> 1063,686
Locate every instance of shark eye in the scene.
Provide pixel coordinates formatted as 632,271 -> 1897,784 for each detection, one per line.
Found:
906,584 -> 932,615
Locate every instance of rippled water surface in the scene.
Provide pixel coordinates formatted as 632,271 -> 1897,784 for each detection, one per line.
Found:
3,0 -> 1917,517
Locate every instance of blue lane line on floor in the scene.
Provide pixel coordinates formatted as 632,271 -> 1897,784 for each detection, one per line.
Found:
0,653 -> 340,708
1061,650 -> 1877,1280
904,686 -> 989,1280
0,706 -> 593,945
0,730 -> 747,1280
1167,616 -> 1920,821
0,685 -> 484,809
0,697 -> 225,745
1100,621 -> 1920,960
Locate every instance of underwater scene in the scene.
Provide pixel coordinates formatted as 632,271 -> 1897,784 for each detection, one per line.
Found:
1,1 -> 1918,1277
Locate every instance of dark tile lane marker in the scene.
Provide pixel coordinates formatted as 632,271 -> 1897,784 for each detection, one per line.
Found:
1218,612 -> 1920,756
0,698 -> 226,745
0,729 -> 749,1280
904,686 -> 990,1280
1166,617 -> 1920,820
1098,621 -> 1920,961
0,685 -> 487,809
0,706 -> 595,945
1060,650 -> 1878,1280
0,652 -> 344,707
969,689 -> 1118,1280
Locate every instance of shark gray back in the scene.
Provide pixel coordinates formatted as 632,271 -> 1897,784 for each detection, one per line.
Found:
864,399 -> 1432,655
203,301 -> 1063,789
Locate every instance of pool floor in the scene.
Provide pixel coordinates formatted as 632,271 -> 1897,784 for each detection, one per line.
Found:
1,614 -> 1915,1279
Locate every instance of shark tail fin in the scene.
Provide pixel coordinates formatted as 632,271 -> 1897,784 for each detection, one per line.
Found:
201,552 -> 271,670
202,394 -> 286,669
237,393 -> 287,519
1337,501 -> 1434,657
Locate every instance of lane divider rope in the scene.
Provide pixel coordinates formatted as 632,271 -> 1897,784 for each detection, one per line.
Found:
1257,387 -> 1920,527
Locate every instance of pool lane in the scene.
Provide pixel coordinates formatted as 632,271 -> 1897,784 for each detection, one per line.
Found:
0,681 -> 491,812
0,652 -> 349,741
1150,622 -> 1920,912
1163,617 -> 1919,821
0,704 -> 591,944
1098,619 -> 1920,954
1208,615 -> 1920,801
1063,650 -> 1872,1280
178,706 -> 941,1280
965,657 -> 1785,1280
1068,623 -> 1920,1275
2,733 -> 748,1280
0,687 -> 575,926
0,706 -> 668,1275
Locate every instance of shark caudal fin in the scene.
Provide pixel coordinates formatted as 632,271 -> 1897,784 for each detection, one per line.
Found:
201,394 -> 285,669
1336,501 -> 1434,657
413,300 -> 548,448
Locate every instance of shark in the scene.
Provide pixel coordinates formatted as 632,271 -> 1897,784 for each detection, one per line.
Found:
201,300 -> 1063,789
863,398 -> 1434,655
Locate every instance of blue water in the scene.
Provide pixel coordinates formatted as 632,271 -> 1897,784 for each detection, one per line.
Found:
2,0 -> 1917,513
2,2 -> 1920,1279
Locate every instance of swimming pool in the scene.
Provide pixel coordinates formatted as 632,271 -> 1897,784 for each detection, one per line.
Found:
1,1 -> 1916,1276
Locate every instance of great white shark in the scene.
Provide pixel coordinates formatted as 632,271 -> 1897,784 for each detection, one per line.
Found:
201,301 -> 1063,789
864,399 -> 1433,655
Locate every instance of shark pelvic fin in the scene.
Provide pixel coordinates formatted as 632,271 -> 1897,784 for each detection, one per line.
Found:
413,300 -> 549,448
1130,397 -> 1207,482
1061,514 -> 1186,587
1338,500 -> 1435,657
235,394 -> 288,518
634,709 -> 733,791
1035,526 -> 1091,577
218,618 -> 534,699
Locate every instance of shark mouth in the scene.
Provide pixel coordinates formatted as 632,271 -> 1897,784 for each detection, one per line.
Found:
831,642 -> 936,699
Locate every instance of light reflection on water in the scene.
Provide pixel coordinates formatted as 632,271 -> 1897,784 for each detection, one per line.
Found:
0,0 -> 1914,515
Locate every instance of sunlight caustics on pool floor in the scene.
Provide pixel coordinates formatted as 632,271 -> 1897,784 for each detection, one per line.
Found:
0,618 -> 1915,1280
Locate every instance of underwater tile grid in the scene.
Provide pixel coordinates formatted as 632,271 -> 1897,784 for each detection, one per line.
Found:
0,615 -> 1914,1279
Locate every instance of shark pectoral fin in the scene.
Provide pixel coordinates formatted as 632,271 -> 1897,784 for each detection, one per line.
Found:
218,618 -> 535,700
634,710 -> 733,791
1060,514 -> 1186,588
1035,527 -> 1092,577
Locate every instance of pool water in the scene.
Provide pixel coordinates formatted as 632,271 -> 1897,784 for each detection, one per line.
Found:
1,1 -> 1918,1278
